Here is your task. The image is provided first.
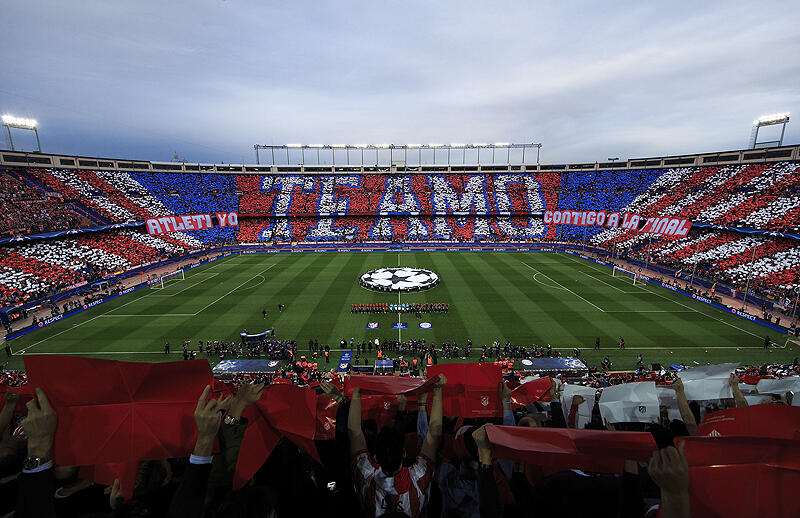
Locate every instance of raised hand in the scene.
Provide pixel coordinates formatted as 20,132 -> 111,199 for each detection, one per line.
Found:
193,385 -> 231,456
320,381 -> 344,404
499,381 -> 512,402
649,441 -> 689,494
228,382 -> 265,419
472,424 -> 493,465
22,388 -> 57,459
109,479 -> 124,510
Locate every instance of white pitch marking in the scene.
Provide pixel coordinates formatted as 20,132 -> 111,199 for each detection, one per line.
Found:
149,272 -> 220,297
98,313 -> 196,317
561,253 -> 767,340
192,264 -> 275,315
522,262 -> 606,312
532,272 -> 567,291
16,254 -> 242,354
581,271 -> 646,294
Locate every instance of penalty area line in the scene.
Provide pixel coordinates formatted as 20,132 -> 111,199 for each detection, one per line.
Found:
521,262 -> 606,312
192,264 -> 276,315
560,253 -> 769,341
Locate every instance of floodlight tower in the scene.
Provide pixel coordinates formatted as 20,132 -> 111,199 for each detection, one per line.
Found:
2,115 -> 40,152
749,112 -> 790,149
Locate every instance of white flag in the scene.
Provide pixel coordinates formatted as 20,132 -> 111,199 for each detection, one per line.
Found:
599,382 -> 660,423
744,394 -> 774,406
560,384 -> 596,429
655,386 -> 682,421
756,376 -> 800,405
678,363 -> 739,401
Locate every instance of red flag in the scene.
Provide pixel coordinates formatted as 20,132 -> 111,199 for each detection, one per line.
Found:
315,395 -> 338,441
486,425 -> 657,474
359,394 -> 401,429
345,375 -> 437,396
234,384 -> 320,489
427,363 -> 502,417
510,377 -> 552,407
24,356 -> 214,466
695,405 -> 800,440
681,436 -> 800,517
233,407 -> 281,490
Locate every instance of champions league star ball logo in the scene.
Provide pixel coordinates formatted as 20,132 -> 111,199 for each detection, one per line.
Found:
359,267 -> 440,292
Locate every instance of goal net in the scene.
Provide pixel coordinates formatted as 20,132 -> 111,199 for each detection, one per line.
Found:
149,269 -> 185,289
612,266 -> 640,285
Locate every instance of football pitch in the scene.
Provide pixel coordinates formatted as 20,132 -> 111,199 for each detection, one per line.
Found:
6,251 -> 795,371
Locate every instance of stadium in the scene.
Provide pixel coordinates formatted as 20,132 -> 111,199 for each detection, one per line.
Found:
0,145 -> 797,371
1,2 -> 800,517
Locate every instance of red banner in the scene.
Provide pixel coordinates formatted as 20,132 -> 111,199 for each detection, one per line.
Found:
427,363 -> 503,417
510,377 -> 552,407
23,356 -> 214,466
145,211 -> 238,235
681,436 -> 800,518
695,405 -> 800,440
486,425 -> 657,474
543,210 -> 692,237
345,375 -> 438,396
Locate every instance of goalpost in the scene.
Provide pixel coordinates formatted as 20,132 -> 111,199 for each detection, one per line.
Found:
612,266 -> 640,285
149,269 -> 185,290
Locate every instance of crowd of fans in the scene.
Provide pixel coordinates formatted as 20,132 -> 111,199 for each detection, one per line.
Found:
2,162 -> 799,313
0,172 -> 91,235
0,353 -> 798,517
0,229 -> 198,309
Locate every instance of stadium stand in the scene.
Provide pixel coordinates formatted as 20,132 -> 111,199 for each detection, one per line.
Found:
0,170 -> 91,234
1,161 -> 798,309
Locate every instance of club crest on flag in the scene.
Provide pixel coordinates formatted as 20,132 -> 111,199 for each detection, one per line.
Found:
638,405 -> 647,414
419,322 -> 432,329
481,396 -> 490,407
383,401 -> 391,410
366,322 -> 379,329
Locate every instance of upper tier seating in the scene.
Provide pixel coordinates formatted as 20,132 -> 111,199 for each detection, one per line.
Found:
0,171 -> 91,234
2,161 -> 797,304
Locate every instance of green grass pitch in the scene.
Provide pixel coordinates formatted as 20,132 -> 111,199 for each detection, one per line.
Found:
6,251 -> 795,371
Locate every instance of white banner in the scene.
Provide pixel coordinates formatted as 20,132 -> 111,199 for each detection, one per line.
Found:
560,384 -> 596,429
677,363 -> 739,401
756,377 -> 800,405
599,382 -> 660,423
655,386 -> 683,421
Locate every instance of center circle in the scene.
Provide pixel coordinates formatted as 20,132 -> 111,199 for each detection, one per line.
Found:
359,267 -> 440,292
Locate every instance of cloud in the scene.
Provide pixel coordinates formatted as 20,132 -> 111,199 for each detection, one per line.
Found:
1,0 -> 798,163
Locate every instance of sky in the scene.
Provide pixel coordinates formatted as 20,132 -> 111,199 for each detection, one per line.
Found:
1,1 -> 799,165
